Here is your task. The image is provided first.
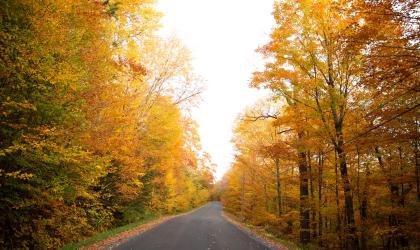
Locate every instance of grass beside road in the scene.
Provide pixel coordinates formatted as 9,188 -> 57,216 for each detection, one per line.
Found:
61,214 -> 159,250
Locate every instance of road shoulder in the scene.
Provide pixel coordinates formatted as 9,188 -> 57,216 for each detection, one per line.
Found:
79,216 -> 173,250
222,211 -> 299,250
75,205 -> 204,250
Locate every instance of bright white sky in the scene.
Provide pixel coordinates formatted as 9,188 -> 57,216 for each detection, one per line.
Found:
157,0 -> 275,180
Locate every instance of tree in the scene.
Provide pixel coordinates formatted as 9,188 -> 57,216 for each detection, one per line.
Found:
0,0 -> 213,248
221,1 -> 419,249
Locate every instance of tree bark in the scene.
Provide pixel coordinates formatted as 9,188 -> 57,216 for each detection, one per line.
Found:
360,165 -> 369,250
335,143 -> 358,250
375,146 -> 408,248
357,147 -> 369,250
275,158 -> 282,217
398,146 -> 405,207
334,151 -> 343,249
318,151 -> 324,247
414,139 -> 420,202
241,173 -> 245,221
298,132 -> 310,244
308,151 -> 316,239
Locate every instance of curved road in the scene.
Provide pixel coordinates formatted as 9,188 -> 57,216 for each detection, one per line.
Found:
113,202 -> 272,250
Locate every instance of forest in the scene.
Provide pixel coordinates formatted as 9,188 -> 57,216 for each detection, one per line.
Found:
0,0 -> 214,249
220,0 -> 419,249
1,0 -> 419,249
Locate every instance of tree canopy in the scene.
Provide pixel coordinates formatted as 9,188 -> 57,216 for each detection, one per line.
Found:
0,0 -> 213,248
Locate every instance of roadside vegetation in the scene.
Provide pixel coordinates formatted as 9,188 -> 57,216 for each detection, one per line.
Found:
0,0 -> 214,249
1,0 -> 418,249
61,214 -> 158,250
223,211 -> 303,250
220,0 -> 419,249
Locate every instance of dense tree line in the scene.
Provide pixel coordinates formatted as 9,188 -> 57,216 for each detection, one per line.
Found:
221,0 -> 419,249
0,0 -> 213,248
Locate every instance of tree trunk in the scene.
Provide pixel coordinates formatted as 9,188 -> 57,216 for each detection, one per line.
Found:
398,147 -> 405,207
334,151 -> 343,249
318,151 -> 323,247
360,165 -> 369,250
375,146 -> 408,248
275,158 -> 282,217
336,143 -> 358,250
241,173 -> 245,221
357,147 -> 369,250
264,184 -> 269,211
308,151 -> 317,240
298,132 -> 310,244
414,139 -> 420,202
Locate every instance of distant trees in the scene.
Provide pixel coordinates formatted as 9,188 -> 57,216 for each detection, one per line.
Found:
221,0 -> 419,249
0,0 -> 212,248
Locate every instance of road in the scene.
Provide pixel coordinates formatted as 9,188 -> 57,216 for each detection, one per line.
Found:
113,202 -> 272,250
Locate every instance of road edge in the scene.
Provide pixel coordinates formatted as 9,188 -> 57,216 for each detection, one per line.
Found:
79,204 -> 207,250
222,210 -> 298,250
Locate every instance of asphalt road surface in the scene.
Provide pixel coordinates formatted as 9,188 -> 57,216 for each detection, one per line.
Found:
113,202 -> 272,250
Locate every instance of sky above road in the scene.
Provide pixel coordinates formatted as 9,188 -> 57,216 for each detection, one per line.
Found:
156,0 -> 275,179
